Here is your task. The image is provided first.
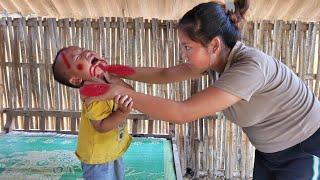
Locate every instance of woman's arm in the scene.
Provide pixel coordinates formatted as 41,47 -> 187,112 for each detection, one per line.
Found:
117,63 -> 204,84
107,75 -> 134,90
112,85 -> 241,124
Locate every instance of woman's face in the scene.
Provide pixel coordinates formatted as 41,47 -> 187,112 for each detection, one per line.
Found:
178,29 -> 211,73
178,29 -> 226,73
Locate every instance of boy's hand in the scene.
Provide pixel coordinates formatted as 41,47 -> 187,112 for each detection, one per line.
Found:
115,95 -> 133,115
114,95 -> 133,114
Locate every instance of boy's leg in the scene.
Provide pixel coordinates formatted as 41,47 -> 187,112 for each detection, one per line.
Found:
114,157 -> 125,180
81,158 -> 125,180
81,162 -> 114,180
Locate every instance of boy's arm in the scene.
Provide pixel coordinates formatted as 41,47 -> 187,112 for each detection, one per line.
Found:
90,96 -> 133,133
90,111 -> 127,133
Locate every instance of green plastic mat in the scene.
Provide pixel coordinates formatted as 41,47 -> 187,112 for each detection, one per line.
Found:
0,132 -> 176,180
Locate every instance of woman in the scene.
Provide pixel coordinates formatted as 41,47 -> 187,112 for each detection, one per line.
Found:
85,1 -> 320,179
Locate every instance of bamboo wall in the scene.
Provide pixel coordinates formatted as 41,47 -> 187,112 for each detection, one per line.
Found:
0,17 -> 178,136
0,17 -> 319,179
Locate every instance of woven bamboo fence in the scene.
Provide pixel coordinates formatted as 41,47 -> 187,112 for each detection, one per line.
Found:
0,17 -> 319,179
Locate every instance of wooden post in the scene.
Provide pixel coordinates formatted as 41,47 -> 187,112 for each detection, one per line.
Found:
315,22 -> 320,99
0,18 -> 5,131
132,118 -> 138,135
4,112 -> 13,133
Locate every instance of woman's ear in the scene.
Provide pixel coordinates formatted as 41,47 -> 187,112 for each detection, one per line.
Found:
70,77 -> 83,86
208,37 -> 222,54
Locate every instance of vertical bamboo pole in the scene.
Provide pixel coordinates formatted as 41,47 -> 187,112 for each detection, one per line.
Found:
253,21 -> 259,49
288,22 -> 295,69
86,18 -> 92,50
0,18 -> 5,130
70,18 -> 79,132
99,17 -> 105,58
70,18 -> 76,45
116,18 -> 121,64
166,20 -> 175,136
315,23 -> 320,98
151,18 -> 160,134
299,22 -> 306,82
142,19 -> 153,134
37,17 -> 47,131
75,20 -> 80,47
138,18 -> 147,134
280,21 -> 286,62
48,18 -> 62,132
14,18 -> 28,130
111,17 -> 116,64
284,22 -> 292,68
92,19 -> 98,52
105,17 -> 110,61
271,20 -> 279,58
306,23 -> 316,90
0,18 -> 10,112
10,18 -> 20,124
28,18 -> 40,129
44,18 -> 54,129
292,21 -> 300,73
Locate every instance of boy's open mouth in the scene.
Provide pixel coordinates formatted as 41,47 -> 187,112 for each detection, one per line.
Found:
91,57 -> 99,65
89,58 -> 107,77
89,58 -> 100,77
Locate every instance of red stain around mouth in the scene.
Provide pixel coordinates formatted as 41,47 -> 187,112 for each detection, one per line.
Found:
61,53 -> 71,69
89,65 -> 94,77
80,84 -> 109,97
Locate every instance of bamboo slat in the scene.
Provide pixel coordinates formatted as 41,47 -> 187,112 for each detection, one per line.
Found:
37,18 -> 46,131
307,23 -> 317,90
0,18 -> 6,111
86,18 -> 92,50
0,18 -> 10,110
315,22 -> 320,99
13,18 -> 25,129
10,18 -> 20,110
111,17 -> 116,64
292,21 -> 300,73
0,19 -> 4,131
98,17 -> 105,58
299,22 -> 306,82
29,18 -> 40,129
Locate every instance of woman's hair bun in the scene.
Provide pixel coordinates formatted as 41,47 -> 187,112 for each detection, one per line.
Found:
227,0 -> 249,29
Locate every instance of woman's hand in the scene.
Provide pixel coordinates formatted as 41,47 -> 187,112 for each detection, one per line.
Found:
115,95 -> 133,115
106,74 -> 123,84
83,83 -> 124,105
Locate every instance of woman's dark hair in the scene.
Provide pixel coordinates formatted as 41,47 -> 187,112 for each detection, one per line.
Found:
178,0 -> 249,48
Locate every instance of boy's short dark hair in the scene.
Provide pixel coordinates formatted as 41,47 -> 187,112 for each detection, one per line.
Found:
52,47 -> 80,88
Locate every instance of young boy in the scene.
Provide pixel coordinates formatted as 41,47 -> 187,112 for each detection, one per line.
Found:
52,46 -> 133,180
